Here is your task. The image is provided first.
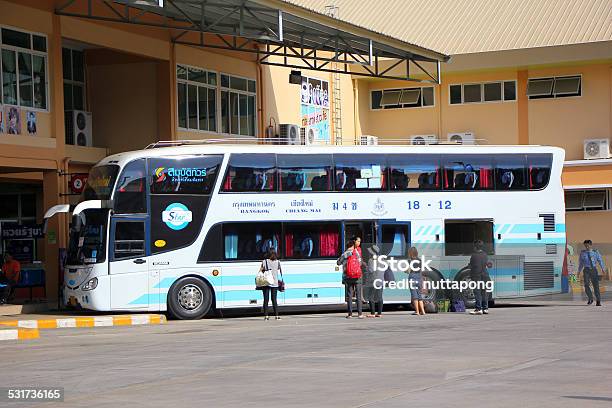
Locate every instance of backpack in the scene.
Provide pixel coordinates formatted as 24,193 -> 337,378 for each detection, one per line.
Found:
451,300 -> 466,312
346,252 -> 362,279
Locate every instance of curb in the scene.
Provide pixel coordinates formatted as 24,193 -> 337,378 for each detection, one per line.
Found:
0,328 -> 40,341
0,314 -> 167,329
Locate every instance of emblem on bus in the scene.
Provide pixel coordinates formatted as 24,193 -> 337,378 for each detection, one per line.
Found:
371,198 -> 388,216
162,203 -> 192,230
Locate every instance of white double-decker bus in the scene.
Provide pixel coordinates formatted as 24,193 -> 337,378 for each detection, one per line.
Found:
45,142 -> 566,319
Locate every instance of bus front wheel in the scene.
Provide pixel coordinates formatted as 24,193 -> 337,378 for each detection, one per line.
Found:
168,277 -> 213,320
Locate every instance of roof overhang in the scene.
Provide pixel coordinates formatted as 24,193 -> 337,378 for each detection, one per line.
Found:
55,0 -> 449,82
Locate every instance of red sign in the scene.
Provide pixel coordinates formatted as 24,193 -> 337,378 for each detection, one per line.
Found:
69,174 -> 88,194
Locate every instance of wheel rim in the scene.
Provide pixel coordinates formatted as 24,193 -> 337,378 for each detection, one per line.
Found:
177,284 -> 203,311
462,277 -> 475,301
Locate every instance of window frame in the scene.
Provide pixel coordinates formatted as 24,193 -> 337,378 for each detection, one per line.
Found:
62,46 -> 86,111
370,85 -> 436,111
448,80 -> 517,105
527,74 -> 582,100
111,218 -> 147,261
176,63 -> 218,133
1,25 -> 49,112
220,72 -> 257,137
564,189 -> 610,212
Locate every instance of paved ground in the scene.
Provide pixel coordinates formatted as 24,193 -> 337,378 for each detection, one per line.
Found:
1,300 -> 611,408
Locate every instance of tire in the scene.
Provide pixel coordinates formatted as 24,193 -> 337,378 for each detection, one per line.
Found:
453,269 -> 476,309
420,269 -> 445,303
167,277 -> 213,320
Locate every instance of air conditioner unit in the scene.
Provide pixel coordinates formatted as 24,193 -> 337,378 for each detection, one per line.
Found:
279,124 -> 301,145
65,110 -> 93,147
360,135 -> 378,146
583,139 -> 611,160
302,127 -> 319,145
410,134 -> 438,145
447,132 -> 475,145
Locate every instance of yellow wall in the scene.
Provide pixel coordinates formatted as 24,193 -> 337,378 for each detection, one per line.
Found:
88,62 -> 159,153
528,64 -> 612,160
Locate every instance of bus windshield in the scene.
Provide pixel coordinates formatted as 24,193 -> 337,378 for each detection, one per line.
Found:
67,209 -> 109,265
81,165 -> 119,201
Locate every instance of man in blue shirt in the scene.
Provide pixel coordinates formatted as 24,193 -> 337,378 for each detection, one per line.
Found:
578,240 -> 604,306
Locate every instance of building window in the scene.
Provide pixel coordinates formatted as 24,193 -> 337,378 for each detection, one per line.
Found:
371,86 -> 435,110
527,75 -> 581,99
62,48 -> 85,111
1,27 -> 47,109
220,74 -> 256,137
565,189 -> 609,212
449,81 -> 516,105
176,64 -> 217,132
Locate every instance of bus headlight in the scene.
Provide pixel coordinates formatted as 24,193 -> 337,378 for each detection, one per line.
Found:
82,277 -> 98,291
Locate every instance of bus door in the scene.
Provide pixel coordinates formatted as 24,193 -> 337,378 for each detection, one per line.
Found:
377,221 -> 411,301
109,216 -> 151,309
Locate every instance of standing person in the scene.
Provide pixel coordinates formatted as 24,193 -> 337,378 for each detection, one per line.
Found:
578,239 -> 604,306
353,236 -> 368,305
338,240 -> 363,319
365,247 -> 384,318
0,252 -> 21,304
407,247 -> 426,316
469,240 -> 490,315
260,250 -> 282,320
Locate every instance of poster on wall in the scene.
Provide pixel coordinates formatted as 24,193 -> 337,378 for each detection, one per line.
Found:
0,105 -> 4,133
5,106 -> 21,135
26,111 -> 37,135
300,76 -> 330,144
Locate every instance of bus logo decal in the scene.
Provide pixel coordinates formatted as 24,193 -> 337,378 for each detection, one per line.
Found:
162,203 -> 192,230
155,167 -> 167,182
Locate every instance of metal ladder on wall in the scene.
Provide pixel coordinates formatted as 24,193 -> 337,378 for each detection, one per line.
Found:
325,3 -> 343,145
331,70 -> 343,145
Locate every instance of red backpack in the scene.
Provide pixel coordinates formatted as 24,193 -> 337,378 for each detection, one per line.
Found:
346,252 -> 362,279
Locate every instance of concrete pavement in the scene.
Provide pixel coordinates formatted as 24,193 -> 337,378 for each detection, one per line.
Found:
1,301 -> 611,408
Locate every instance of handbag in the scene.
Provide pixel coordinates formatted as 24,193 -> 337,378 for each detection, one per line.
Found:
255,260 -> 274,288
278,268 -> 285,292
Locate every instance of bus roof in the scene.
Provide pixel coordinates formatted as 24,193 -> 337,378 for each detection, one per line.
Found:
97,143 -> 565,168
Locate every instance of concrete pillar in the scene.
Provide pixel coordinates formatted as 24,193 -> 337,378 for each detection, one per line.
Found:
42,170 -> 61,303
517,70 -> 529,145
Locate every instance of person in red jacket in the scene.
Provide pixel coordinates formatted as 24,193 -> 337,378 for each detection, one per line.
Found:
1,253 -> 21,304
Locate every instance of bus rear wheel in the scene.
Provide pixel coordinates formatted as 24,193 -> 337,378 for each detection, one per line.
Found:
453,269 -> 476,309
168,277 -> 213,320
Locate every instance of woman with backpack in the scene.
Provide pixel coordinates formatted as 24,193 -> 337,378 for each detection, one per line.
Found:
337,240 -> 364,319
259,250 -> 282,320
408,247 -> 426,316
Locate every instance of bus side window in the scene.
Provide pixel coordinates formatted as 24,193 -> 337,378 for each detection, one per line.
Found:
495,155 -> 527,190
387,155 -> 440,190
222,154 -> 276,192
114,159 -> 147,214
442,155 -> 494,191
222,223 -> 281,261
284,223 -> 340,259
334,154 -> 387,191
528,154 -> 552,190
277,154 -> 333,192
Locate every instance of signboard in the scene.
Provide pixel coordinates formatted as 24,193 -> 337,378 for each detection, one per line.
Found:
69,174 -> 88,194
1,224 -> 44,240
300,76 -> 330,143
